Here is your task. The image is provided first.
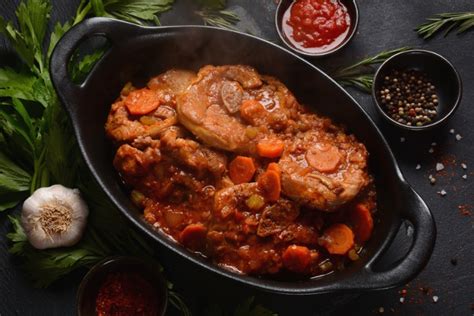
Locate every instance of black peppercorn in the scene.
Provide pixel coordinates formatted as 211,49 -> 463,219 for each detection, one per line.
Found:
378,69 -> 439,127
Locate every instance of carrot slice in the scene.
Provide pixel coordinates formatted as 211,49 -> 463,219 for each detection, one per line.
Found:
320,223 -> 354,255
351,203 -> 374,242
282,245 -> 312,273
267,162 -> 281,176
240,99 -> 266,123
124,88 -> 160,115
257,170 -> 281,201
229,156 -> 256,184
179,223 -> 207,250
305,144 -> 341,173
257,141 -> 285,158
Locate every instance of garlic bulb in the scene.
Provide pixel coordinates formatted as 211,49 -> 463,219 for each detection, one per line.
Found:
21,184 -> 89,249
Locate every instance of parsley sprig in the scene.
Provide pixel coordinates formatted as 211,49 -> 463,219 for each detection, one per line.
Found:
0,0 -> 168,291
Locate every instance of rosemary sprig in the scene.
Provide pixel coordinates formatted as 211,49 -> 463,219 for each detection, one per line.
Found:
336,74 -> 374,93
416,12 -> 474,39
196,8 -> 239,30
333,47 -> 411,92
195,0 -> 239,30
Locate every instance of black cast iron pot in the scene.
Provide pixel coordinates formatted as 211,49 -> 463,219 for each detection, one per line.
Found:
50,17 -> 436,295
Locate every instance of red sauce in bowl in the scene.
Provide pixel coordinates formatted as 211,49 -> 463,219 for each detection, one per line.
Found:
283,0 -> 351,54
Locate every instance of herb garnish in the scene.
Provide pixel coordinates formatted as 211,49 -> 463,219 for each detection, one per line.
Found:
196,0 -> 240,30
0,0 -> 176,301
74,0 -> 174,25
0,1 -> 275,315
332,47 -> 410,92
416,12 -> 474,39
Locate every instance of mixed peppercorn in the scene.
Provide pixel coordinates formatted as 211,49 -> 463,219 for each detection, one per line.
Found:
378,69 -> 439,126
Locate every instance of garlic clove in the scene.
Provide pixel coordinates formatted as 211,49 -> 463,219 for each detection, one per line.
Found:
21,184 -> 89,250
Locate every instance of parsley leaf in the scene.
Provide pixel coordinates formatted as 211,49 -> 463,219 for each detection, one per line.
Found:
0,67 -> 50,107
7,215 -> 105,287
0,152 -> 31,211
70,49 -> 106,84
46,22 -> 72,61
0,100 -> 36,164
0,0 -> 52,75
91,0 -> 174,25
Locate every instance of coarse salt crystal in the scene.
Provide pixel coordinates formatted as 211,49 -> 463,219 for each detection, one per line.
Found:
431,142 -> 437,146
429,148 -> 434,153
416,164 -> 421,170
438,190 -> 447,196
461,163 -> 467,169
436,163 -> 445,171
462,174 -> 467,180
400,297 -> 405,303
455,134 -> 462,141
449,128 -> 455,134
429,175 -> 436,184
432,295 -> 439,303
378,307 -> 385,313
400,137 -> 405,143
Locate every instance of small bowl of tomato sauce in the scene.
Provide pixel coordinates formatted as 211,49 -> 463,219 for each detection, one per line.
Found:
276,0 -> 359,57
77,257 -> 168,316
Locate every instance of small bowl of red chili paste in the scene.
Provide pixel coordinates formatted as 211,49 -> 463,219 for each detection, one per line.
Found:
276,0 -> 359,57
77,257 -> 168,316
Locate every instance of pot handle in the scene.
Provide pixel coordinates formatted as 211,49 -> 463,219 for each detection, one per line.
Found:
362,184 -> 436,289
50,18 -> 139,112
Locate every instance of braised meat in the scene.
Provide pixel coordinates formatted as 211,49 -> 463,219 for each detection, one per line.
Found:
279,128 -> 369,211
106,65 -> 376,278
177,65 -> 300,153
105,69 -> 195,143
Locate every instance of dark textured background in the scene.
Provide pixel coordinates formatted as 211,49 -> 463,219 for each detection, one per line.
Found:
1,0 -> 473,315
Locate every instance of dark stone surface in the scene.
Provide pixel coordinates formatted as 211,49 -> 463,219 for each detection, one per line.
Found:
1,0 -> 473,315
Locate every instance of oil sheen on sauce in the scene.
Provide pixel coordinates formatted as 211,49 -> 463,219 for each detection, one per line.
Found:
283,0 -> 351,54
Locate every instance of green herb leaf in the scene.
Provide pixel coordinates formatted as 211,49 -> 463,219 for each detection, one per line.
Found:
8,214 -> 104,287
0,67 -> 49,107
92,0 -> 174,25
0,103 -> 35,160
0,152 -> 31,211
337,74 -> 374,93
416,12 -> 474,39
91,0 -> 106,16
70,49 -> 106,83
195,0 -> 239,30
333,47 -> 410,93
47,22 -> 72,61
15,0 -> 51,51
6,0 -> 52,75
196,9 -> 239,30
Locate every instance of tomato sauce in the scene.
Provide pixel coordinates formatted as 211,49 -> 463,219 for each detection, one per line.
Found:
283,0 -> 350,53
